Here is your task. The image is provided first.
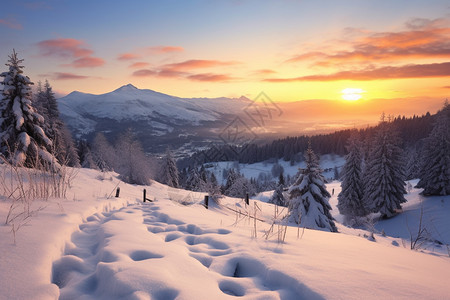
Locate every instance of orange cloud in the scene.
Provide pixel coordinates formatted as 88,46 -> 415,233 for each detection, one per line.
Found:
287,17 -> 450,66
132,69 -> 157,77
187,73 -> 237,82
131,58 -> 239,82
163,59 -> 238,71
129,62 -> 151,69
117,53 -> 141,61
0,18 -> 22,30
264,62 -> 450,82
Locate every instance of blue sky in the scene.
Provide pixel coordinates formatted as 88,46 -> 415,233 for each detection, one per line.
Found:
0,0 -> 449,112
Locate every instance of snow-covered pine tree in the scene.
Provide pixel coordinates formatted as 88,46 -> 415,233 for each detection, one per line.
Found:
405,147 -> 421,180
0,50 -> 59,170
226,176 -> 256,198
77,140 -> 97,169
270,183 -> 286,206
207,172 -> 222,200
287,142 -> 337,232
223,168 -> 239,194
34,80 -> 79,167
185,166 -> 204,191
161,149 -> 179,188
363,120 -> 407,218
416,101 -> 450,195
337,131 -> 367,221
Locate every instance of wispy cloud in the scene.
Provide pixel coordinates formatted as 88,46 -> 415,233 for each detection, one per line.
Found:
131,59 -> 239,82
129,62 -> 151,69
117,53 -> 141,61
43,72 -> 91,80
187,73 -> 237,82
264,62 -> 450,82
163,59 -> 239,71
68,56 -> 105,68
0,17 -> 22,30
145,46 -> 184,54
36,38 -> 105,68
286,17 -> 450,66
118,45 -> 184,62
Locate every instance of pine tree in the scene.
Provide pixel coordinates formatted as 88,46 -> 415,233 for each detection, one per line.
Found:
270,183 -> 286,206
34,79 -> 79,166
207,172 -> 222,200
287,143 -> 337,232
161,149 -> 179,188
0,50 -> 59,170
337,131 -> 367,220
185,167 -> 203,191
77,140 -> 97,169
363,121 -> 407,218
416,101 -> 450,195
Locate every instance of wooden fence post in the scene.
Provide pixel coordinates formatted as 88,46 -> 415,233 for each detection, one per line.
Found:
115,187 -> 120,198
143,189 -> 147,202
204,195 -> 209,209
245,193 -> 249,205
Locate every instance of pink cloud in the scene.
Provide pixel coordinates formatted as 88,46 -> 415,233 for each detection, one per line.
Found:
50,72 -> 90,80
132,69 -> 157,77
163,59 -> 238,71
117,53 -> 141,61
69,56 -> 105,68
36,38 -> 93,58
146,46 -> 184,54
0,18 -> 22,30
36,38 -> 105,68
129,62 -> 151,69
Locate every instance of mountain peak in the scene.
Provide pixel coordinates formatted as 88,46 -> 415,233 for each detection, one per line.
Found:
114,84 -> 138,92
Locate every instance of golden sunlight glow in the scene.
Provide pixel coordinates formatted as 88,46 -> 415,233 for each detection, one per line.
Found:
341,88 -> 365,101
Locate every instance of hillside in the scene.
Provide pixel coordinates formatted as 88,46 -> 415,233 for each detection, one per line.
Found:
58,84 -> 254,153
1,166 -> 449,299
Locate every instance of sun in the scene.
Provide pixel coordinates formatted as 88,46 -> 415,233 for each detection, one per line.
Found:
341,88 -> 365,101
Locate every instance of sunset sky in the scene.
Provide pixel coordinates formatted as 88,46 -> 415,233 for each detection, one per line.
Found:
1,0 -> 449,116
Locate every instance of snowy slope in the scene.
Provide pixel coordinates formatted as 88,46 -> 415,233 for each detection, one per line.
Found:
58,84 -> 252,138
1,166 -> 450,299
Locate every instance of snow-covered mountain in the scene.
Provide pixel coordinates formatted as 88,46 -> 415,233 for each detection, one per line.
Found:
58,84 -> 254,153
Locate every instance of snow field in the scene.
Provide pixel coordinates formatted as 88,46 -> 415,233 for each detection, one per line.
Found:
1,167 -> 450,299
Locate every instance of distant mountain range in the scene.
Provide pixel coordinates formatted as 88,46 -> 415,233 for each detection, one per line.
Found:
58,84 -> 441,155
58,84 -> 258,154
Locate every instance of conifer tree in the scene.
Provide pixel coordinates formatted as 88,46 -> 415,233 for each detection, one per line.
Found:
0,50 -> 59,170
207,172 -> 222,200
185,166 -> 204,191
34,79 -> 79,166
337,131 -> 367,221
161,149 -> 179,188
363,120 -> 407,218
416,101 -> 450,195
77,140 -> 97,169
287,142 -> 337,232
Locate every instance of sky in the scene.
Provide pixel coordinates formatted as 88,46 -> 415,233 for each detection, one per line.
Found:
1,0 -> 449,116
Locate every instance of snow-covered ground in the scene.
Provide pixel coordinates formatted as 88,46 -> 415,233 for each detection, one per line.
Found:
1,167 -> 449,299
206,154 -> 346,185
